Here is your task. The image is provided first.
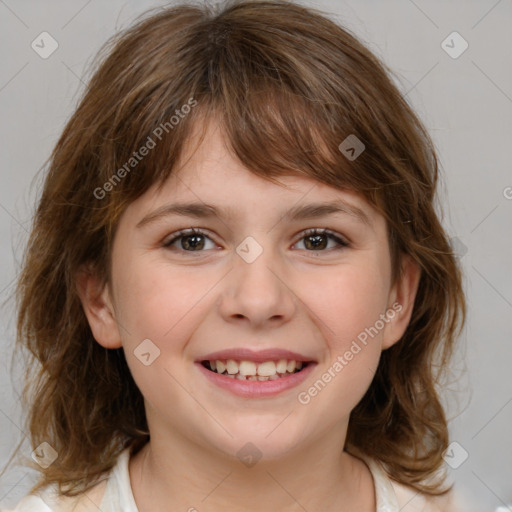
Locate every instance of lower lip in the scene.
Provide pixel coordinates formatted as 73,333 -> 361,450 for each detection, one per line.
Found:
196,362 -> 316,398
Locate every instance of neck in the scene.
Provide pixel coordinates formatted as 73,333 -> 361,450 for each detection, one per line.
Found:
128,425 -> 375,512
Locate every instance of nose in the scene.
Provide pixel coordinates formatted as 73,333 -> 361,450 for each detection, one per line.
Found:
217,242 -> 297,328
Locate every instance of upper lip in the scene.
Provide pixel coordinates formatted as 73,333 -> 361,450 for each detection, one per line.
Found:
197,348 -> 316,363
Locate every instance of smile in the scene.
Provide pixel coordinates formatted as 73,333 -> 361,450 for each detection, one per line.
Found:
196,359 -> 316,398
201,359 -> 308,381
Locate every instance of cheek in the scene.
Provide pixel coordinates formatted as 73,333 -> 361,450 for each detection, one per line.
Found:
296,272 -> 386,415
297,263 -> 390,411
113,260 -> 217,408
298,262 -> 390,350
113,253 -> 219,357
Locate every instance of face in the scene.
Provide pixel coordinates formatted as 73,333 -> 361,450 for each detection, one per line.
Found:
79,117 -> 419,463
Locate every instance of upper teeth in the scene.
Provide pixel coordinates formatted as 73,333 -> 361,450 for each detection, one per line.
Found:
210,359 -> 303,377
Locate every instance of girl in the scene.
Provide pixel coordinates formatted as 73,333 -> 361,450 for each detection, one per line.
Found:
1,0 -> 466,510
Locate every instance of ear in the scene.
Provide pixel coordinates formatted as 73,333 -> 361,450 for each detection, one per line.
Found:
75,265 -> 122,349
381,253 -> 421,350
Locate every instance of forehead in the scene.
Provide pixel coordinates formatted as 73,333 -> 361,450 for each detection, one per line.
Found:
122,116 -> 384,231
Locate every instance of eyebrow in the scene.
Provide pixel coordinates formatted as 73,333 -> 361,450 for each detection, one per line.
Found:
136,200 -> 372,229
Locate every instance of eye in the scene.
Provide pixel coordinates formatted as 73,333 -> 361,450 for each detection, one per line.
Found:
163,228 -> 217,252
294,228 -> 349,252
162,227 -> 349,255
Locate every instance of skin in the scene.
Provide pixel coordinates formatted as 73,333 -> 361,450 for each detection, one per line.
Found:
77,117 -> 421,511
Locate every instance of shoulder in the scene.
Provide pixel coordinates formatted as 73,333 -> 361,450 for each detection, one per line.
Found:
391,480 -> 469,512
0,493 -> 54,512
1,478 -> 108,512
0,447 -> 136,512
351,449 -> 470,512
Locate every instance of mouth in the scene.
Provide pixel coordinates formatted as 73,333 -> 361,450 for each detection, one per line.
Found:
200,358 -> 310,381
196,357 -> 316,398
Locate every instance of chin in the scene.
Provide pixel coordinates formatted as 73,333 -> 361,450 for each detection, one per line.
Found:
207,419 -> 306,462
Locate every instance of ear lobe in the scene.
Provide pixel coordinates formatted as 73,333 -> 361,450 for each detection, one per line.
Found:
75,265 -> 122,349
381,254 -> 421,350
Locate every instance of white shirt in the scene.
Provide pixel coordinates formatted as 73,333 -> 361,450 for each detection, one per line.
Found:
0,448 -> 470,511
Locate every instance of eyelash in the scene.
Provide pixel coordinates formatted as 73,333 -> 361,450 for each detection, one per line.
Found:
162,227 -> 349,254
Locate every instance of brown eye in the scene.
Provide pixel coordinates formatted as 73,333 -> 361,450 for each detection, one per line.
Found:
295,229 -> 349,252
163,228 -> 215,252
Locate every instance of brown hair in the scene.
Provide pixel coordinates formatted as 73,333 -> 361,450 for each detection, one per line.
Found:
3,0 -> 465,498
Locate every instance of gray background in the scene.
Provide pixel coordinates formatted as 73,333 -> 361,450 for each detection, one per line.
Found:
0,0 -> 511,510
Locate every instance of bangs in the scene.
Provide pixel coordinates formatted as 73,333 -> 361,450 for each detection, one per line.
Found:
106,76 -> 376,215
96,5 -> 412,229
154,89 -> 359,192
